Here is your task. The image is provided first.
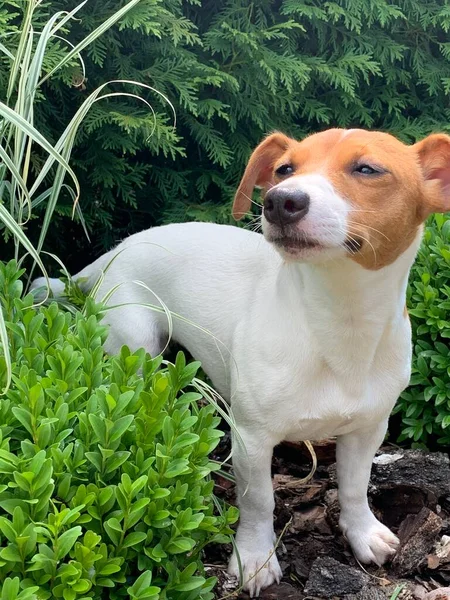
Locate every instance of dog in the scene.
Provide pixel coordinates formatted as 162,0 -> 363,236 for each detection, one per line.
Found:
32,128 -> 450,597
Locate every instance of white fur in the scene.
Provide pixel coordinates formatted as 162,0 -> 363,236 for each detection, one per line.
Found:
32,182 -> 421,596
266,173 -> 349,248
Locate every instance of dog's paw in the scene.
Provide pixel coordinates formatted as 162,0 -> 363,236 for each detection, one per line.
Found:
228,545 -> 282,598
341,516 -> 399,566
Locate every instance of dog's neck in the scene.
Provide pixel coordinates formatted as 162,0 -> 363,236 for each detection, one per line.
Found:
281,231 -> 422,381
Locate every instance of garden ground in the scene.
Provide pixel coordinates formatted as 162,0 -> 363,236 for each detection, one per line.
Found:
207,435 -> 450,600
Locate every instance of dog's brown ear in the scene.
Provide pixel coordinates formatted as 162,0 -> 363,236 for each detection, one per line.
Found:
414,133 -> 450,215
232,132 -> 292,220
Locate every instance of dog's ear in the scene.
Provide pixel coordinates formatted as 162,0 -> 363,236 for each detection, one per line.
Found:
232,132 -> 292,220
414,133 -> 450,215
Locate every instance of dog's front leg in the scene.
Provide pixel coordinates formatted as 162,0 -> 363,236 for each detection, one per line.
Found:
337,421 -> 399,565
228,428 -> 282,597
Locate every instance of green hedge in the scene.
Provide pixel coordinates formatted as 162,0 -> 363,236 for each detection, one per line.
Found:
0,260 -> 237,600
395,214 -> 450,448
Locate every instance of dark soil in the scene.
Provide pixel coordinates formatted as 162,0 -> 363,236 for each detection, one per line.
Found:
206,434 -> 450,600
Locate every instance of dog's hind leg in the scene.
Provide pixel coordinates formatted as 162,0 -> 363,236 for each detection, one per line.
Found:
102,305 -> 169,358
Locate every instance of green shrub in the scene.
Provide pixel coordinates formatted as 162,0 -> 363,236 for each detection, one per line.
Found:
0,259 -> 237,600
394,215 -> 450,447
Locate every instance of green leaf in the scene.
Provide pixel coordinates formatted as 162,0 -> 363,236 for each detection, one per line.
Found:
166,537 -> 196,554
110,415 -> 134,442
105,451 -> 131,473
127,570 -> 160,598
56,526 -> 82,560
88,414 -> 107,445
106,518 -> 122,532
99,564 -> 122,576
164,459 -> 190,478
122,531 -> 147,548
173,576 -> 206,592
0,546 -> 21,562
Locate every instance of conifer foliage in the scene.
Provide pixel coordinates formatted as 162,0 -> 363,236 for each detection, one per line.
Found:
1,0 -> 449,267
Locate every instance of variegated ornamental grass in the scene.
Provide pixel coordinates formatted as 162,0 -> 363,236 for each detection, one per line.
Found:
0,0 -> 174,393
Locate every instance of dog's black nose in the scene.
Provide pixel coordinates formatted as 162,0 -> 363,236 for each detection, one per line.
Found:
263,187 -> 310,226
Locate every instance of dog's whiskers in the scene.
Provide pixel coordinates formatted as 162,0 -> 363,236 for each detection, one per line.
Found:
318,221 -> 377,263
345,228 -> 377,262
347,220 -> 390,242
240,191 -> 263,210
243,215 -> 262,232
324,216 -> 388,247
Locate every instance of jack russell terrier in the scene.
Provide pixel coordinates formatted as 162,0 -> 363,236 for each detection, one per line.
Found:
33,128 -> 450,597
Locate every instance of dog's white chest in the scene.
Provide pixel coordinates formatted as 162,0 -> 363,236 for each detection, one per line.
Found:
278,367 -> 403,442
281,372 -> 397,441
232,307 -> 411,444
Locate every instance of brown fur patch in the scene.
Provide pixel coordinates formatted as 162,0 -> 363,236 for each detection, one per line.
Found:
232,132 -> 292,219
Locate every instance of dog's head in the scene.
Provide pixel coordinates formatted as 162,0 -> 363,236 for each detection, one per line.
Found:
233,129 -> 450,269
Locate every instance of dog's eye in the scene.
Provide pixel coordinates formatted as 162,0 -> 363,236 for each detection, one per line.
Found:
275,164 -> 294,176
353,164 -> 379,175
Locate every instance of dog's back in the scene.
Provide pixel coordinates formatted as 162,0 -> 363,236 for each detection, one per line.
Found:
32,222 -> 279,397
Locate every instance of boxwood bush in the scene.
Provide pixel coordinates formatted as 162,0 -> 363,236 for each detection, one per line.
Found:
395,214 -> 450,447
0,260 -> 237,600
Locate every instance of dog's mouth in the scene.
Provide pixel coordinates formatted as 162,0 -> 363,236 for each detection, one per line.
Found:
268,232 -> 365,256
271,235 -> 323,253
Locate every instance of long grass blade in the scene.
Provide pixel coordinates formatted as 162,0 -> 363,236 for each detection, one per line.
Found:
0,144 -> 31,211
30,80 -> 175,198
0,203 -> 48,279
38,0 -> 142,87
0,101 -> 80,200
24,11 -> 69,121
32,89 -> 158,252
49,1 -> 88,36
0,41 -> 14,61
6,0 -> 35,103
0,307 -> 12,395
29,81 -> 174,257
36,159 -> 73,255
30,183 -> 76,209
10,26 -> 34,250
